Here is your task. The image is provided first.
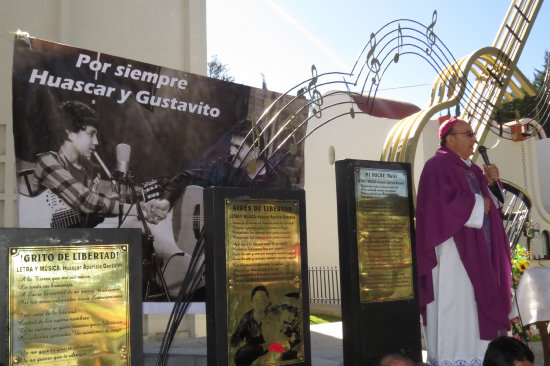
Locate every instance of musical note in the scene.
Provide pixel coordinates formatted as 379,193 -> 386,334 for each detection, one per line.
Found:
307,64 -> 318,97
366,32 -> 377,66
394,23 -> 403,63
307,65 -> 324,118
311,89 -> 324,118
425,10 -> 437,55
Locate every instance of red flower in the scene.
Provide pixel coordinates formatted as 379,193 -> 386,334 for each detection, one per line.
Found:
269,343 -> 285,354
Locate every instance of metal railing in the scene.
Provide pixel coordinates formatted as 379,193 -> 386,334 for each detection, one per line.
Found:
308,266 -> 341,304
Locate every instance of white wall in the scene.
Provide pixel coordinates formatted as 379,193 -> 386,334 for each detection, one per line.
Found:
536,139 -> 550,215
0,0 -> 207,227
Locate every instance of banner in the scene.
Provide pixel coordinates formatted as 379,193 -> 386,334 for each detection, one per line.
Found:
12,37 -> 306,296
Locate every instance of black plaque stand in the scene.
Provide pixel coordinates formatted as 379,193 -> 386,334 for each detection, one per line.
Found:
0,228 -> 143,366
335,159 -> 421,366
204,187 -> 311,366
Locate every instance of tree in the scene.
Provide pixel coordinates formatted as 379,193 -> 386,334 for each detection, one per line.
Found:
207,55 -> 235,82
261,73 -> 268,90
532,50 -> 549,90
498,50 -> 550,137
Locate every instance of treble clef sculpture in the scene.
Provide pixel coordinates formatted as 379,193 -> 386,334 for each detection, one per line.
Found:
366,32 -> 382,85
307,64 -> 324,118
425,10 -> 437,56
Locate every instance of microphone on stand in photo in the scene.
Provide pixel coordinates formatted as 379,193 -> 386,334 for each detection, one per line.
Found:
115,143 -> 131,202
112,143 -> 131,227
116,143 -> 131,177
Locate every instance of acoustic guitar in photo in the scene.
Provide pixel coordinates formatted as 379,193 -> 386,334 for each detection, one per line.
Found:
17,180 -> 163,228
170,185 -> 204,256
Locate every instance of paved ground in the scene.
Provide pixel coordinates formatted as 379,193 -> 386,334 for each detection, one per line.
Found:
309,322 -> 546,366
143,322 -> 546,365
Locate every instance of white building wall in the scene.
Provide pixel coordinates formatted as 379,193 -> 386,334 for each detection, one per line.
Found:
0,0 -> 207,227
536,139 -> 550,215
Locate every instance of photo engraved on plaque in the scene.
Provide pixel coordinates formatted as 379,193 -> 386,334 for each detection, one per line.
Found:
354,167 -> 413,303
9,244 -> 130,365
225,198 -> 304,366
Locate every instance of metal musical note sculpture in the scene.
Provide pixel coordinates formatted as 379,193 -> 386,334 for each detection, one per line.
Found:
226,2 -> 547,191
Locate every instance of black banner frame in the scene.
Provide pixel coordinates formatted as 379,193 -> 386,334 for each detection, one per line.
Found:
0,228 -> 143,366
335,159 -> 421,366
204,187 -> 311,366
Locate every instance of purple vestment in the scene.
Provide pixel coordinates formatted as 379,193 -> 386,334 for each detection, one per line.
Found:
416,146 -> 511,339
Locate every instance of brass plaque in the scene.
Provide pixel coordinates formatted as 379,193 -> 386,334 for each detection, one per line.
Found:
8,244 -> 130,365
355,168 -> 413,303
225,199 -> 303,366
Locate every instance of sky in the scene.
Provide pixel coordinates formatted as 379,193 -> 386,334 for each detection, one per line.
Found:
207,0 -> 549,110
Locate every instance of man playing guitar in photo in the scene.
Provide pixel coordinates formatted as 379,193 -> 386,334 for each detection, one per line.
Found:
146,119 -> 291,225
24,100 -> 141,228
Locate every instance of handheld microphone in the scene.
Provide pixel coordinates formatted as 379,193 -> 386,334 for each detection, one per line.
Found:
116,143 -> 131,177
478,145 -> 505,202
478,145 -> 491,166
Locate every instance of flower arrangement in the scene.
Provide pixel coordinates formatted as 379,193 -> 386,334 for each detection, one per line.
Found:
511,243 -> 530,288
510,243 -> 532,341
511,316 -> 532,341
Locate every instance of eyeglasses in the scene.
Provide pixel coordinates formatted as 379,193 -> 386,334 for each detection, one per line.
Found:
451,130 -> 476,137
